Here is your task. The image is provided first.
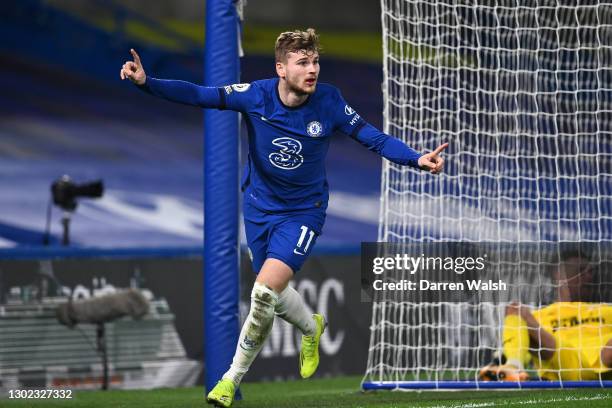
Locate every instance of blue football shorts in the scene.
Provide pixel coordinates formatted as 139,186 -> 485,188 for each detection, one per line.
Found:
243,200 -> 326,274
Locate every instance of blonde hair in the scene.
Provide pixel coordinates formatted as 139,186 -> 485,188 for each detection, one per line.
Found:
275,28 -> 320,62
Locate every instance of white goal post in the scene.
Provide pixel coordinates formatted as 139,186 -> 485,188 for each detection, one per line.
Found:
363,0 -> 612,390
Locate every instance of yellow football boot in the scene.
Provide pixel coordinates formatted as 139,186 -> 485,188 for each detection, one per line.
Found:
206,378 -> 235,407
299,314 -> 327,379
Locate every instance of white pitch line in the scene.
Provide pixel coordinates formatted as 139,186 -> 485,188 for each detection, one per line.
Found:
426,394 -> 609,408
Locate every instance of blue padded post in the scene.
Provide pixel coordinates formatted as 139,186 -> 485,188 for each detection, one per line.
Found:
203,0 -> 240,395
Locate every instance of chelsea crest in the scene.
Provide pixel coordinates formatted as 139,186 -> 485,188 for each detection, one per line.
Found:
306,121 -> 323,137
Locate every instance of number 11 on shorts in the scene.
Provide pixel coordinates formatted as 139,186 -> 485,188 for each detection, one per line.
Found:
294,225 -> 315,255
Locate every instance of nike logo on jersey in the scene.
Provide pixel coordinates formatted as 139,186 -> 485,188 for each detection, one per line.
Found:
261,116 -> 268,121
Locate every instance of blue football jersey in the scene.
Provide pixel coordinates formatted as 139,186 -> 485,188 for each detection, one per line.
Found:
140,76 -> 422,213
222,78 -> 369,212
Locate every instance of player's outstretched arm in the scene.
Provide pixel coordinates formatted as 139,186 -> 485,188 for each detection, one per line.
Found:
338,110 -> 448,174
120,49 -> 245,110
418,142 -> 448,174
120,49 -> 146,85
335,91 -> 448,172
506,302 -> 556,360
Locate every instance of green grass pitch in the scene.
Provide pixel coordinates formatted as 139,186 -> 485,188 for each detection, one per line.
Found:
3,376 -> 611,407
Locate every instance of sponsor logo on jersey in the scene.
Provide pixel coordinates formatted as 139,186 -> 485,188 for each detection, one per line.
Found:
344,105 -> 355,115
350,114 -> 361,126
550,316 -> 604,332
224,86 -> 233,95
269,137 -> 304,170
231,83 -> 251,92
306,121 -> 323,137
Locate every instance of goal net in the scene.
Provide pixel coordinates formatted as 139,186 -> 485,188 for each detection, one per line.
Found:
364,0 -> 612,389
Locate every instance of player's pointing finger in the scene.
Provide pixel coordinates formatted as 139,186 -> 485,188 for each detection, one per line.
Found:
432,142 -> 449,155
130,49 -> 141,65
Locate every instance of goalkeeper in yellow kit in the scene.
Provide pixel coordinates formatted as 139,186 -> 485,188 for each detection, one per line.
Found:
480,250 -> 612,382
